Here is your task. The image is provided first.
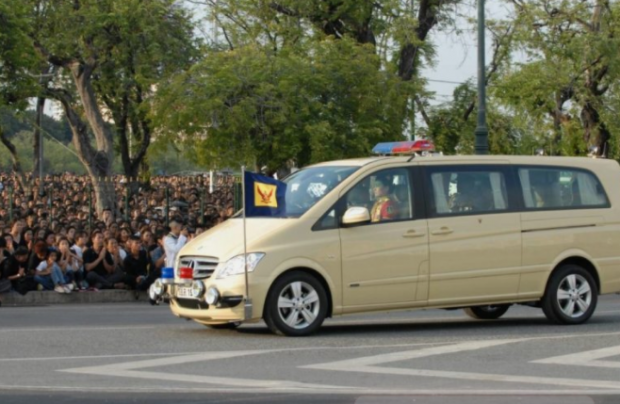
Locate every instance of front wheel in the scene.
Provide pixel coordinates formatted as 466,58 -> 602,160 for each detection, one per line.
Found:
464,304 -> 510,320
542,265 -> 598,325
264,271 -> 328,337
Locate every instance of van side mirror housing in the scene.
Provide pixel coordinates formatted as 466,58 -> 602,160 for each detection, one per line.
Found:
342,207 -> 371,227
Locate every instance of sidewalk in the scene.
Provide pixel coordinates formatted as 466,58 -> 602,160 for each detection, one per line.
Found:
1,290 -> 150,306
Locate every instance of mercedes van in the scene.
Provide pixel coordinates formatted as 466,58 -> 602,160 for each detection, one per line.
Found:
156,155 -> 620,336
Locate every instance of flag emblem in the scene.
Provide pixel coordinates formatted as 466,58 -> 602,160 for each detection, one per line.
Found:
254,182 -> 277,208
244,171 -> 287,217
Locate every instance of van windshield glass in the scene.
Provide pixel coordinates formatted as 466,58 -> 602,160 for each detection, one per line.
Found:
283,166 -> 358,217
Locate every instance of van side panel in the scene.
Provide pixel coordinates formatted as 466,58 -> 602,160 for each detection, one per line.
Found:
517,160 -> 620,296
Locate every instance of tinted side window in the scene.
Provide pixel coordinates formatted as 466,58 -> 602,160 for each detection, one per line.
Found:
345,168 -> 413,224
428,167 -> 509,216
518,167 -> 609,209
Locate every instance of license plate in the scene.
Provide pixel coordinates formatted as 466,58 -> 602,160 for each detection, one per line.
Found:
176,286 -> 195,299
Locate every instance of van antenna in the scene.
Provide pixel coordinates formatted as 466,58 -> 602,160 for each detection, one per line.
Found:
407,155 -> 416,162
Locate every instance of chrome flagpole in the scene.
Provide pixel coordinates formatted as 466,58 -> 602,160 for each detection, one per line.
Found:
241,166 -> 252,320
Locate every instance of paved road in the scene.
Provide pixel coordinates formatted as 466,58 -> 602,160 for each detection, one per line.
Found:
1,295 -> 619,404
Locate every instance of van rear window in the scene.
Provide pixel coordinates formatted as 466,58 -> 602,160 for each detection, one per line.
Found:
518,167 -> 609,210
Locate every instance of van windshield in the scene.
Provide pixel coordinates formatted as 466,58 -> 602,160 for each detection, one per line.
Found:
283,166 -> 359,217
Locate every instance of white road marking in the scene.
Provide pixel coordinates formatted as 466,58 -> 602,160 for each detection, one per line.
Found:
302,339 -> 521,368
304,339 -> 620,390
42,331 -> 620,394
533,344 -> 620,369
60,350 -> 348,391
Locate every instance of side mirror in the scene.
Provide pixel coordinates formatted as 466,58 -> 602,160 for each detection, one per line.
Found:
342,207 -> 371,227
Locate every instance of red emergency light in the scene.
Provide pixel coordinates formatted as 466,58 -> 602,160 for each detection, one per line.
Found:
179,267 -> 193,279
391,140 -> 435,154
372,140 -> 436,155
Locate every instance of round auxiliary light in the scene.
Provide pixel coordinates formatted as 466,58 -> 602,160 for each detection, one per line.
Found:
191,281 -> 205,298
161,267 -> 175,285
206,287 -> 220,305
153,278 -> 164,296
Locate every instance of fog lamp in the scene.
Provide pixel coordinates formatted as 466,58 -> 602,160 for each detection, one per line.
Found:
191,280 -> 205,298
206,287 -> 220,305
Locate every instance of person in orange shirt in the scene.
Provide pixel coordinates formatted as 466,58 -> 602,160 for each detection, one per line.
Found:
370,176 -> 398,223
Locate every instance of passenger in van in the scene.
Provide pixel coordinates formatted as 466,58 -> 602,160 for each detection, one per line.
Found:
370,176 -> 399,222
451,174 -> 494,212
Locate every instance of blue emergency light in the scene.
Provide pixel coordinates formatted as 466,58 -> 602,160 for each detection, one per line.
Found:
161,267 -> 174,280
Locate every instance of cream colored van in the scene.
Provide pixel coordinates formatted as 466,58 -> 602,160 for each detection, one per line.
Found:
160,156 -> 620,336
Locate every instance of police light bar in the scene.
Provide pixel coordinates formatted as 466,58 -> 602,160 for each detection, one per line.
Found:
372,140 -> 435,155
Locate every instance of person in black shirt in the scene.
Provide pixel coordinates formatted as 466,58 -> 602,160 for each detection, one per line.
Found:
84,231 -> 125,290
123,236 -> 160,291
28,240 -> 48,276
1,247 -> 33,299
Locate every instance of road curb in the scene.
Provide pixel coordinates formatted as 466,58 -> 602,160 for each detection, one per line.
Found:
0,290 -> 150,306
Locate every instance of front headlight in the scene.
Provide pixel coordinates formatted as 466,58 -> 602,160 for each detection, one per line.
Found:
216,253 -> 265,279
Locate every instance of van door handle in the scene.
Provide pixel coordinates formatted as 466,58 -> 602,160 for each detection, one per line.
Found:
431,227 -> 454,236
403,230 -> 425,238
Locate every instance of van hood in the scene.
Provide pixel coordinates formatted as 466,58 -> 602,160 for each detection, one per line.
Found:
179,218 -> 294,261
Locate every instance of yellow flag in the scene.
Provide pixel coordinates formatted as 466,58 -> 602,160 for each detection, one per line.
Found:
254,182 -> 278,208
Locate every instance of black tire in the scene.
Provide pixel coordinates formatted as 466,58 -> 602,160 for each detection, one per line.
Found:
542,264 -> 598,325
264,271 -> 328,337
464,304 -> 510,320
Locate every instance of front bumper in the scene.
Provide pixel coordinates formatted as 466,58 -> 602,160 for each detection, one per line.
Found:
149,277 -> 262,324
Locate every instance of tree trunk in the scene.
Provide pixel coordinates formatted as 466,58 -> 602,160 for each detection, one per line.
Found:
91,176 -> 117,217
581,101 -> 609,157
33,97 -> 45,178
0,126 -> 33,200
48,85 -> 116,217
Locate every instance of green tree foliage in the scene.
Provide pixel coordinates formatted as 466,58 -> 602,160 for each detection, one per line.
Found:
493,0 -> 620,157
153,0 -> 468,171
16,0 -> 199,212
0,108 -> 71,143
154,38 -> 410,173
421,82 -> 528,155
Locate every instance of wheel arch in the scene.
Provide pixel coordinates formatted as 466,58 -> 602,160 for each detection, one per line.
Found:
547,256 -> 601,295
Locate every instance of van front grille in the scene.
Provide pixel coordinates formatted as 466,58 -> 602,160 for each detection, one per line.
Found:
178,256 -> 219,279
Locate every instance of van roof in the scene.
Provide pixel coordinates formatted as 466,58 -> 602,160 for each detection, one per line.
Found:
309,155 -> 619,169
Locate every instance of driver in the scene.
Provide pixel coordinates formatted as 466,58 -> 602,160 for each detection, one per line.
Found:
370,176 -> 398,222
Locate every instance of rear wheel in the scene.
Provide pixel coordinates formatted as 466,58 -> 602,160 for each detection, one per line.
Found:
464,305 -> 510,320
264,271 -> 328,337
542,264 -> 598,325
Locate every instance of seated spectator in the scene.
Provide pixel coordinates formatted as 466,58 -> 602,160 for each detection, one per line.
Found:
3,233 -> 15,255
57,237 -> 84,290
34,249 -> 74,293
84,231 -> 125,290
0,238 -> 10,305
44,231 -> 57,251
1,246 -> 33,298
149,231 -> 166,272
106,238 -> 126,270
123,236 -> 160,292
28,240 -> 48,276
19,227 -> 33,251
